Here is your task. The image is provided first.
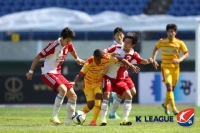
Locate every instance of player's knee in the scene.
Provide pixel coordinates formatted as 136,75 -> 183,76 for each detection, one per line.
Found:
87,101 -> 95,109
68,93 -> 77,102
166,83 -> 173,92
122,91 -> 132,100
103,92 -> 110,100
58,85 -> 67,97
95,93 -> 102,100
131,88 -> 137,96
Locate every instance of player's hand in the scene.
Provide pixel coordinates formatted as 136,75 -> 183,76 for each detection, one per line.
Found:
110,51 -> 119,56
152,60 -> 159,70
148,58 -> 153,63
69,82 -> 75,85
172,59 -> 181,64
130,65 -> 140,73
26,72 -> 33,80
76,58 -> 85,65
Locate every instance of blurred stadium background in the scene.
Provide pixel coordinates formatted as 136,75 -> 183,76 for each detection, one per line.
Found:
0,0 -> 199,105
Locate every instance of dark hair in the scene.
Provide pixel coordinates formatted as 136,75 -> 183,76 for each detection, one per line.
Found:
93,49 -> 103,58
114,27 -> 124,35
61,27 -> 75,39
166,24 -> 177,32
124,32 -> 140,45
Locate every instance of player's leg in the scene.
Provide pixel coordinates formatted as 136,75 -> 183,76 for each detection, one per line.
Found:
161,68 -> 173,115
90,83 -> 102,126
109,93 -> 122,119
161,68 -> 171,115
171,67 -> 180,115
65,88 -> 77,125
42,74 -> 67,125
115,81 -> 132,125
82,83 -> 95,114
100,76 -> 111,126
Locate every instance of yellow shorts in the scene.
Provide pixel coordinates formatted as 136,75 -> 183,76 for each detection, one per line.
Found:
161,67 -> 180,86
83,82 -> 102,102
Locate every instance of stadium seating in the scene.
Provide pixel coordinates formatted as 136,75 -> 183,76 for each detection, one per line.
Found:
0,0 -> 149,16
166,0 -> 200,16
0,0 -> 196,41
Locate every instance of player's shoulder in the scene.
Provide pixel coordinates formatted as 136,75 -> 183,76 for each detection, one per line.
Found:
102,54 -> 110,59
68,42 -> 73,46
49,39 -> 59,44
158,38 -> 167,42
175,38 -> 184,43
86,57 -> 94,64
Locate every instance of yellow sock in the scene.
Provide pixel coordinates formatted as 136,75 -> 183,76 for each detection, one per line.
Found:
91,100 -> 101,122
81,105 -> 91,114
168,91 -> 176,110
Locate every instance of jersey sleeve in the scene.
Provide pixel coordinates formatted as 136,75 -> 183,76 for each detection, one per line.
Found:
79,58 -> 92,75
132,52 -> 143,64
68,43 -> 75,52
39,42 -> 57,58
180,41 -> 188,54
103,45 -> 117,53
155,39 -> 162,49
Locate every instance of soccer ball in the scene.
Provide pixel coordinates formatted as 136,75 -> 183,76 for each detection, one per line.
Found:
72,110 -> 86,125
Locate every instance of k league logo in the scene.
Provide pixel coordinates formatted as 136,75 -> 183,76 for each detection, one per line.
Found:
177,108 -> 194,127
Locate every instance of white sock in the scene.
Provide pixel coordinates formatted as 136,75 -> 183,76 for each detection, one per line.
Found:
123,100 -> 132,120
110,94 -> 122,115
65,100 -> 76,125
100,99 -> 108,122
52,94 -> 64,117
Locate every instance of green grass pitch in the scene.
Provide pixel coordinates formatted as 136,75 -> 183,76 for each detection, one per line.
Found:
0,105 -> 199,133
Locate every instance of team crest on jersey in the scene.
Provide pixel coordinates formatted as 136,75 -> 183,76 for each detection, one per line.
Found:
176,108 -> 194,127
64,49 -> 68,54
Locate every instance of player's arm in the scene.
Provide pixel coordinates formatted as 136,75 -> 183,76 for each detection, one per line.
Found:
73,73 -> 85,85
70,48 -> 85,65
152,42 -> 160,70
70,60 -> 90,85
173,41 -> 189,64
26,54 -> 42,80
119,58 -> 140,73
139,58 -> 153,65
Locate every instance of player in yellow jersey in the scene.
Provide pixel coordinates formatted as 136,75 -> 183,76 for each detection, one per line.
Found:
152,24 -> 189,115
70,49 -> 136,126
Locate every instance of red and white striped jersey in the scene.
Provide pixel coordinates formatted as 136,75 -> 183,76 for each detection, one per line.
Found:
39,38 -> 75,74
104,45 -> 142,79
110,40 -> 124,47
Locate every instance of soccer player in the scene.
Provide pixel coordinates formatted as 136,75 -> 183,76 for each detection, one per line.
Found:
26,27 -> 85,125
70,49 -> 135,126
152,23 -> 189,115
100,32 -> 153,126
107,27 -> 125,118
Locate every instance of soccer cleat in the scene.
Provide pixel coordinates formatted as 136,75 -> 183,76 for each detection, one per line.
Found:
120,120 -> 132,126
108,113 -> 120,119
100,122 -> 107,126
100,118 -> 107,126
173,110 -> 179,115
162,103 -> 170,115
90,121 -> 97,126
50,116 -> 61,125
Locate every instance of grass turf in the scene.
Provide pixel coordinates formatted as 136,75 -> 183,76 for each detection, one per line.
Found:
0,105 -> 199,133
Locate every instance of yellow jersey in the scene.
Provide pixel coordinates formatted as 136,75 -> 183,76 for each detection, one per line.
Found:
79,54 -> 118,84
156,38 -> 188,68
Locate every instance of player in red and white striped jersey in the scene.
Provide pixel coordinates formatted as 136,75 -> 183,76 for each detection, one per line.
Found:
100,32 -> 153,126
106,27 -> 125,118
26,27 -> 85,125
